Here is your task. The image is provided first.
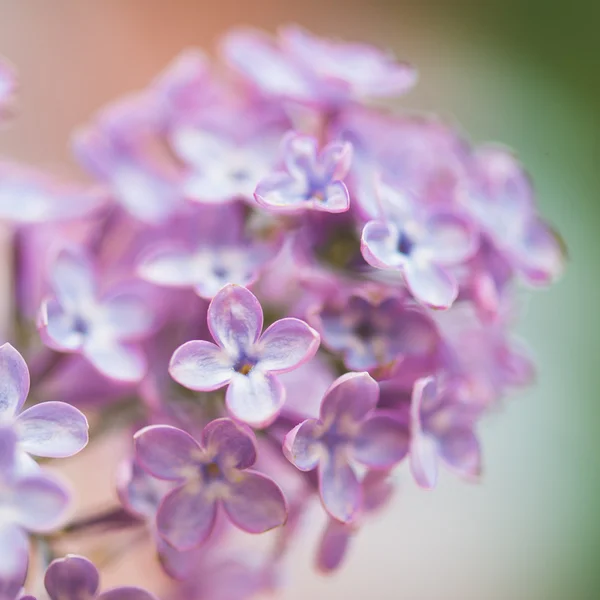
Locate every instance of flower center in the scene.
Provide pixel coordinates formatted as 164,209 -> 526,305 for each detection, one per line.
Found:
205,462 -> 222,479
397,232 -> 414,256
234,357 -> 255,375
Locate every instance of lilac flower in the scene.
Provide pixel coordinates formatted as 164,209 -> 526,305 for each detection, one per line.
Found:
316,470 -> 394,573
38,248 -> 155,383
32,554 -> 157,600
310,291 -> 439,371
134,419 -> 288,550
463,145 -> 565,285
139,204 -> 280,299
171,126 -> 275,204
0,162 -> 105,224
0,343 -> 88,473
409,376 -> 482,489
72,95 -> 184,224
361,182 -> 477,309
170,284 -> 320,427
221,27 -> 416,107
283,372 -> 408,522
254,132 -> 352,214
0,432 -> 70,595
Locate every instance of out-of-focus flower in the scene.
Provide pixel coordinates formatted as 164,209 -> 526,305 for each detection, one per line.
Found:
27,554 -> 157,600
0,162 -> 105,224
361,182 -> 477,308
38,248 -> 155,383
221,26 -> 416,107
309,290 -> 439,371
462,145 -> 565,285
138,204 -> 281,299
409,376 -> 482,489
0,57 -> 16,118
255,132 -> 352,214
0,343 -> 88,473
283,372 -> 408,522
170,284 -> 320,427
134,419 -> 287,550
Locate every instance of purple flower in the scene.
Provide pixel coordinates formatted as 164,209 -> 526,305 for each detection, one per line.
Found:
254,132 -> 352,214
463,145 -> 565,285
409,376 -> 482,489
0,432 -> 70,595
134,419 -> 288,550
36,554 -> 157,600
169,284 -> 320,427
361,182 -> 477,309
283,372 -> 408,522
0,343 -> 88,473
38,248 -> 155,383
138,204 -> 280,299
310,291 -> 439,371
171,126 -> 275,204
316,470 -> 394,573
221,27 -> 416,107
0,162 -> 105,224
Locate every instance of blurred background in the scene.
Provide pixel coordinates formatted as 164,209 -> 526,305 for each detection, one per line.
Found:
0,1 -> 598,598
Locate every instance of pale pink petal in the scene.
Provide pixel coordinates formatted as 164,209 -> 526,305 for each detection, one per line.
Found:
169,340 -> 233,391
226,371 -> 285,427
320,371 -> 379,423
0,343 -> 30,418
403,260 -> 458,309
409,433 -> 439,489
83,340 -> 147,383
282,419 -> 321,471
50,248 -> 96,311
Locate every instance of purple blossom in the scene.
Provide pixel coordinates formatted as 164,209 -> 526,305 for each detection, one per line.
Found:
221,26 -> 416,107
283,372 -> 408,522
361,182 -> 477,309
134,419 -> 288,550
30,554 -> 157,600
170,284 -> 320,427
171,126 -> 276,204
0,162 -> 105,224
409,376 -> 482,489
0,343 -> 88,473
463,145 -> 565,285
254,132 -> 352,214
38,248 -> 155,383
0,432 -> 70,595
138,204 -> 280,299
310,291 -> 439,371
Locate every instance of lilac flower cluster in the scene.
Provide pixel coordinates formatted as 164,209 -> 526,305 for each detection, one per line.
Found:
0,25 -> 564,599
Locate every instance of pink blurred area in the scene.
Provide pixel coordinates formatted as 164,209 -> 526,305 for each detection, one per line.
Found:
0,2 -> 586,600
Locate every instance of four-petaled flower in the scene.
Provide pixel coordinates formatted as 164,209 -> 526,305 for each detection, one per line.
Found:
361,182 -> 477,309
409,376 -> 482,489
283,372 -> 408,523
0,343 -> 88,474
134,419 -> 288,550
169,284 -> 320,427
38,248 -> 155,383
254,132 -> 352,214
20,554 -> 157,600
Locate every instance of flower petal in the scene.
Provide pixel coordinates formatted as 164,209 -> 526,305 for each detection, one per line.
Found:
353,415 -> 408,468
0,426 -> 17,471
50,248 -> 96,311
439,428 -> 482,480
0,523 -> 29,600
169,340 -> 233,391
318,449 -> 362,523
13,473 -> 71,532
316,519 -> 351,573
403,260 -> 458,309
138,248 -> 201,288
361,220 -> 406,269
257,318 -> 320,373
102,293 -> 155,340
409,433 -> 439,489
15,402 -> 89,458
314,181 -> 350,213
223,470 -> 287,533
134,425 -> 200,482
98,588 -> 158,600
208,284 -> 263,354
83,340 -> 147,383
0,343 -> 29,418
254,172 -> 309,211
44,555 -> 100,600
201,418 -> 257,470
282,419 -> 321,472
226,371 -> 285,428
156,484 -> 217,550
39,298 -> 85,351
422,212 -> 478,266
282,133 -> 318,179
320,372 -> 379,423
